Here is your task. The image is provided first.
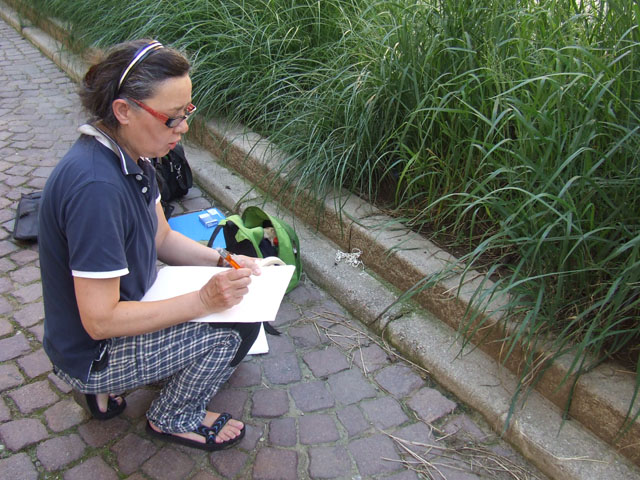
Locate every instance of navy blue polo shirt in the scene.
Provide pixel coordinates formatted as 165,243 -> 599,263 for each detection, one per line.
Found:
39,126 -> 159,381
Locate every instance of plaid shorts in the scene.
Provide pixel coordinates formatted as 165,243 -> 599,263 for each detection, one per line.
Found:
55,321 -> 241,433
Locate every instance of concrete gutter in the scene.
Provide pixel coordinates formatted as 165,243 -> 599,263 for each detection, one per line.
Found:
2,2 -> 638,478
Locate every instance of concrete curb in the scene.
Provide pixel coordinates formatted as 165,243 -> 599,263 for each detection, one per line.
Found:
2,2 -> 638,479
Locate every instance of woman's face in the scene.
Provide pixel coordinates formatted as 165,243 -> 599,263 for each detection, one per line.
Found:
121,74 -> 193,160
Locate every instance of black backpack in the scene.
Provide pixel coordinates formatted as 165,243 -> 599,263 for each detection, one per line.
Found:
153,144 -> 193,218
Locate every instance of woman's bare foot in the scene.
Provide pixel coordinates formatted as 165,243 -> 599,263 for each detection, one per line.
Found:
148,412 -> 244,445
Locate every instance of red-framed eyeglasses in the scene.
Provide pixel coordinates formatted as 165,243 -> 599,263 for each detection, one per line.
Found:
130,98 -> 197,128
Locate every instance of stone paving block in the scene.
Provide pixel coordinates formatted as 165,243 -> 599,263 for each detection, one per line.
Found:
375,364 -> 425,397
251,388 -> 289,418
327,369 -> 378,405
407,387 -> 457,423
0,207 -> 13,224
0,295 -> 11,315
171,443 -> 210,462
8,379 -> 58,413
13,301 -> 44,327
238,422 -> 265,450
209,448 -> 249,478
44,397 -> 87,432
290,380 -> 335,412
348,433 -> 403,476
392,422 -> 438,456
111,433 -> 158,475
27,323 -> 44,343
325,322 -> 366,350
122,388 -> 155,419
6,164 -> 34,175
63,456 -> 119,480
122,474 -> 148,480
17,348 -> 52,378
0,239 -> 19,257
9,248 -> 38,266
9,264 -> 40,285
288,323 -> 328,348
274,301 -> 301,327
308,445 -> 353,479
429,461 -> 483,480
265,333 -> 295,355
5,173 -> 28,186
337,404 -> 371,437
78,417 -> 130,447
142,446 -> 196,480
0,333 -> 31,361
360,396 -> 409,430
0,452 -> 38,480
303,346 -> 350,378
183,186 -> 204,198
442,414 -> 491,443
0,317 -> 13,336
191,470 -> 225,480
0,363 -> 23,391
299,413 -> 340,444
0,418 -> 49,451
208,388 -> 248,421
285,281 -> 325,306
48,372 -> 73,393
11,282 -> 41,303
262,353 -> 302,384
252,447 -> 298,480
352,342 -> 393,373
268,417 -> 296,447
228,361 -> 262,387
182,196 -> 211,211
384,470 -> 422,480
28,176 -> 47,189
32,165 -> 54,177
36,433 -> 86,471
0,273 -> 13,292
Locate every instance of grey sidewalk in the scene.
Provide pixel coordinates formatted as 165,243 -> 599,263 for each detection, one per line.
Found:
0,15 -> 552,480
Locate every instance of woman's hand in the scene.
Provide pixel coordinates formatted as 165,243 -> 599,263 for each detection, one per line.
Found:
198,267 -> 253,312
230,255 -> 262,276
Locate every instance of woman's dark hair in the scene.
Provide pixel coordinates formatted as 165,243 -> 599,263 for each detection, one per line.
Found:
80,39 -> 190,129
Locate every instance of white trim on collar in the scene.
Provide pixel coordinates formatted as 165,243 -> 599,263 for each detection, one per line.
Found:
78,124 -> 131,174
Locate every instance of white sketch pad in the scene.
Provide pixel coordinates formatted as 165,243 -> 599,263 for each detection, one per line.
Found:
141,264 -> 294,324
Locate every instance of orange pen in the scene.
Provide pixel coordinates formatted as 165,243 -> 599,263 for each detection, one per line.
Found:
216,248 -> 241,269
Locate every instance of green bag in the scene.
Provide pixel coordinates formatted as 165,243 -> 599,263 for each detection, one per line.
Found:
208,206 -> 301,292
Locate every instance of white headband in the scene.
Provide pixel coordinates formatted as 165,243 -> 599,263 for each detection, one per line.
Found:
117,41 -> 164,91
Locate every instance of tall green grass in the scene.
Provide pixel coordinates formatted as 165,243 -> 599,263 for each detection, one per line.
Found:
23,0 -> 640,423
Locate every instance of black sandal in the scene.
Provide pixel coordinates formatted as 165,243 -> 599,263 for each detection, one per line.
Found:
145,413 -> 245,452
72,391 -> 127,420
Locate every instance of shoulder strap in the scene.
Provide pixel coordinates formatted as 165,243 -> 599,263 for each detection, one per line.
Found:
208,222 -> 224,248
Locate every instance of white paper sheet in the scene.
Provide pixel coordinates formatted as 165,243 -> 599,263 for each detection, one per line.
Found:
247,323 -> 269,355
141,264 -> 295,324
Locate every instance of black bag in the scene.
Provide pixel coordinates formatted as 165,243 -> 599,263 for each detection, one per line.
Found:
153,144 -> 193,218
13,191 -> 42,241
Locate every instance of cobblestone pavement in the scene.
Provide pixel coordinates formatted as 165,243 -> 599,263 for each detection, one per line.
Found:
0,18 -> 549,480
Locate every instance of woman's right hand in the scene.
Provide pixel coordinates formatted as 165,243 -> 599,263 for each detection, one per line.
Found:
198,267 -> 252,312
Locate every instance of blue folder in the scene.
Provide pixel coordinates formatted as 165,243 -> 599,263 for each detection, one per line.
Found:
168,208 -> 226,247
